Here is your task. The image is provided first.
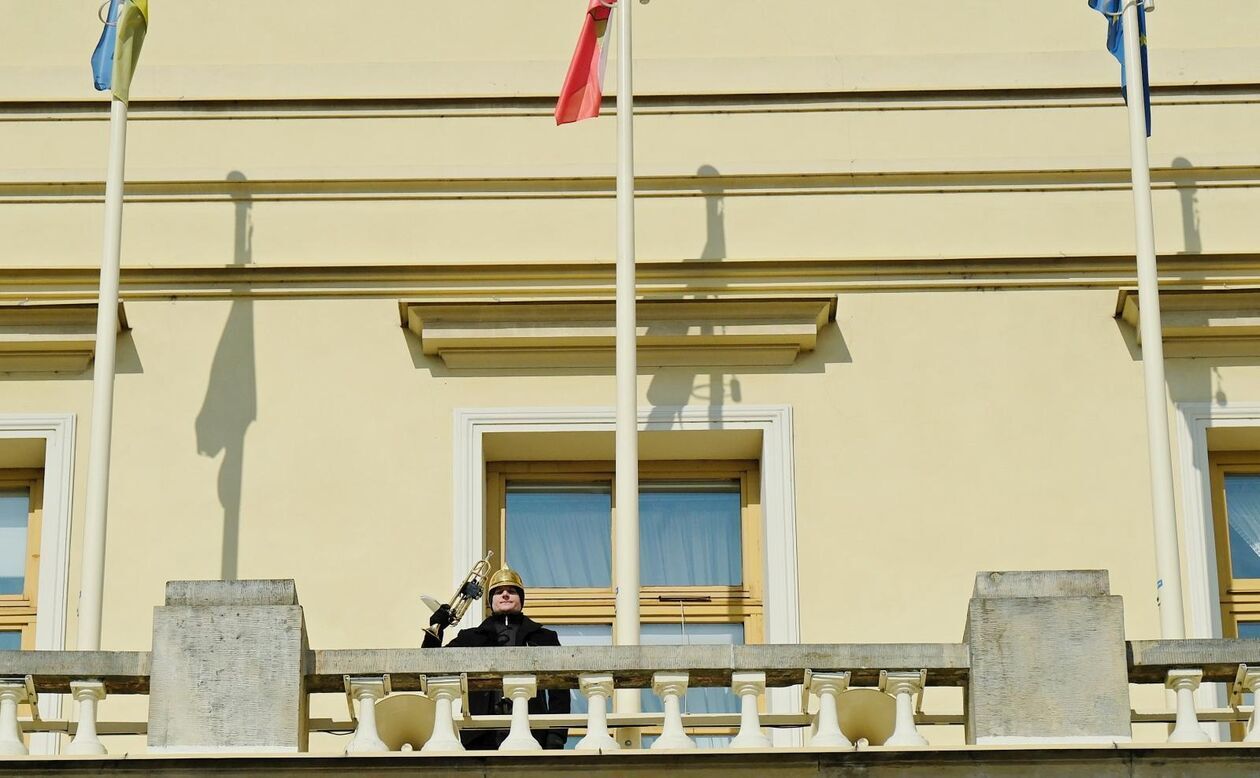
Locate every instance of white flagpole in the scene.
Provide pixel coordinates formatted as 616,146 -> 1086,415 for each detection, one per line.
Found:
78,92 -> 130,652
610,0 -> 642,743
1120,1 -> 1185,639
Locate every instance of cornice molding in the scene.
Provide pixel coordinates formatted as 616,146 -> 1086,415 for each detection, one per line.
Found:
1117,287 -> 1260,357
4,84 -> 1257,122
4,163 -> 1257,202
0,302 -> 127,374
6,257 -> 1260,301
402,297 -> 835,369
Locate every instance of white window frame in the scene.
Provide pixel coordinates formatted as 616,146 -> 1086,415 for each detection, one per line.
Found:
0,413 -> 76,755
1173,400 -> 1260,738
1173,401 -> 1260,641
453,405 -> 801,743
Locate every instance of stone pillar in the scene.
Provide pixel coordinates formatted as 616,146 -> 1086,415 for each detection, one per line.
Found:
65,680 -> 108,755
147,579 -> 309,753
650,672 -> 696,750
964,570 -> 1131,745
575,674 -> 619,751
729,672 -> 772,749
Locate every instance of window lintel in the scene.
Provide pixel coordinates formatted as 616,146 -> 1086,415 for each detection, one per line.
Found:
402,296 -> 835,369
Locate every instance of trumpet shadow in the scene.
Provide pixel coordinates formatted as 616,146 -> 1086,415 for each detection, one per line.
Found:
646,165 -> 736,431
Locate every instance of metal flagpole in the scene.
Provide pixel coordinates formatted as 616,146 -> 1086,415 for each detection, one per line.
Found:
610,0 -> 642,745
78,93 -> 130,652
1120,0 -> 1185,639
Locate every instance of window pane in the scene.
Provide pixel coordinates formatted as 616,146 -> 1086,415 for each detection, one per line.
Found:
641,483 -> 741,586
639,623 -> 743,749
551,624 -> 614,748
505,484 -> 611,588
641,623 -> 743,717
0,488 -> 31,596
0,631 -> 20,650
1224,475 -> 1260,579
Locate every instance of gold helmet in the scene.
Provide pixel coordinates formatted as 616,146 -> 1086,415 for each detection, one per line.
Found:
486,564 -> 525,599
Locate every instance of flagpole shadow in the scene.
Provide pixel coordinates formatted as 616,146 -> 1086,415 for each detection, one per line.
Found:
1171,157 -> 1201,254
194,171 -> 256,581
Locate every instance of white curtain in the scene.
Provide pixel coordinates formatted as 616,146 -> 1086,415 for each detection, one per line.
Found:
1224,475 -> 1260,579
0,488 -> 29,596
506,487 -> 612,587
505,483 -> 743,588
640,486 -> 741,586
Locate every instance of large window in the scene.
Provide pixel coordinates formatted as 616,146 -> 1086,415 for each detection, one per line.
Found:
485,460 -> 763,640
1208,453 -> 1260,640
488,460 -> 761,748
0,471 -> 42,651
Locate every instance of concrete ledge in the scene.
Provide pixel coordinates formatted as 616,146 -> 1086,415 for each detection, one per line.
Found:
164,580 -> 300,607
972,570 -> 1111,599
3,744 -> 1260,776
11,639 -> 1260,696
1128,639 -> 1260,683
0,651 -> 150,694
308,643 -> 970,693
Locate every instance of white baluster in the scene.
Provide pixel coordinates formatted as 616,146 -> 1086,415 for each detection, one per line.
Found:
65,680 -> 108,755
650,672 -> 696,750
344,677 -> 390,754
1166,669 -> 1211,743
879,671 -> 928,746
421,675 -> 467,753
575,673 -> 619,751
729,672 -> 771,749
1240,668 -> 1260,743
807,671 -> 853,748
498,675 -> 543,751
0,681 -> 27,756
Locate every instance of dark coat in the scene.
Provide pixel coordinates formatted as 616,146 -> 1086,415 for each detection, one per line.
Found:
422,613 -> 570,750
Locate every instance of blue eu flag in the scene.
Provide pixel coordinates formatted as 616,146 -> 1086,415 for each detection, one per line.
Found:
1089,0 -> 1152,136
91,0 -> 123,92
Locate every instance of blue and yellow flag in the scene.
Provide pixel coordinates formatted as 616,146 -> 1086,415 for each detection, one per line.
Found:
91,0 -> 149,102
1089,0 -> 1151,136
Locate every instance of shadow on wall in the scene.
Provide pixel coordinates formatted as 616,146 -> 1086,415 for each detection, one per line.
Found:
1171,157 -> 1201,254
398,163 -> 849,379
194,171 -> 256,581
646,165 -> 739,430
1115,156 -> 1205,363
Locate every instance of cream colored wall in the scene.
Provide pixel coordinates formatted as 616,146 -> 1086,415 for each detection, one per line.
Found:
0,289 -> 1174,649
5,2 -> 1260,99
3,0 -> 1260,751
1,4 -> 1258,268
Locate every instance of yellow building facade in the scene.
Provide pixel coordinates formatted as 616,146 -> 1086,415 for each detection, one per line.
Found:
3,0 -> 1260,758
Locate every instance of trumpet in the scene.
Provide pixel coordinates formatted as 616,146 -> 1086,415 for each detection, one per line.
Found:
422,550 -> 494,640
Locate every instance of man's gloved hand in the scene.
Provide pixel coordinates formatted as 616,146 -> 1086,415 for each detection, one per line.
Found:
429,603 -> 453,629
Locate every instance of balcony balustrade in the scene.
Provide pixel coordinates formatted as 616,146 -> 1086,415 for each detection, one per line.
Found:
0,571 -> 1258,774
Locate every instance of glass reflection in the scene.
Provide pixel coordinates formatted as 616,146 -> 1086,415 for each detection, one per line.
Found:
0,489 -> 31,596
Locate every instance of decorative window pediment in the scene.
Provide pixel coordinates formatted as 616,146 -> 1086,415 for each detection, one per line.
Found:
0,302 -> 127,374
1117,288 -> 1260,358
400,297 -> 835,369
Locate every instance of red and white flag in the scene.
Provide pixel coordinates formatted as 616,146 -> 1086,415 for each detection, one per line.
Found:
555,0 -> 616,125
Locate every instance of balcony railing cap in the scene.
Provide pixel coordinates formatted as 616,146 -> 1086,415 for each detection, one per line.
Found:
163,579 -> 300,607
972,570 -> 1111,599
